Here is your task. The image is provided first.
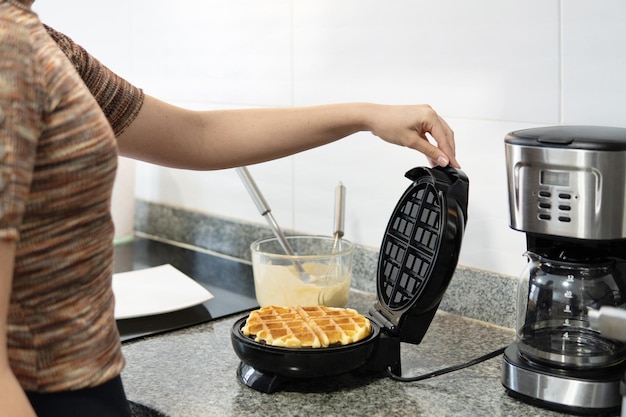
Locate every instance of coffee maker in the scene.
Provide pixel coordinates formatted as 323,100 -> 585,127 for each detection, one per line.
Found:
501,126 -> 626,415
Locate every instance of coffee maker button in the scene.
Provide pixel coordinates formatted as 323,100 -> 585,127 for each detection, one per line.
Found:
539,191 -> 551,198
558,216 -> 572,222
559,205 -> 571,211
539,213 -> 552,220
538,202 -> 551,209
559,193 -> 572,199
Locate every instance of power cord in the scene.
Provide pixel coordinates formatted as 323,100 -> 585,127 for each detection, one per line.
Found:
386,346 -> 507,382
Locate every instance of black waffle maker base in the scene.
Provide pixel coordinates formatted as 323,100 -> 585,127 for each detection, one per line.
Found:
230,166 -> 469,393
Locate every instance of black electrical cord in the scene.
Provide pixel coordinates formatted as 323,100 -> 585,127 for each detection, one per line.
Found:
386,346 -> 507,382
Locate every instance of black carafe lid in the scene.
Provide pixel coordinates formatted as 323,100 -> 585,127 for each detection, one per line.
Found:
370,166 -> 469,344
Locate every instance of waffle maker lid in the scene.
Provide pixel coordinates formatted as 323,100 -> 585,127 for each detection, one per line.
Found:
369,166 -> 469,344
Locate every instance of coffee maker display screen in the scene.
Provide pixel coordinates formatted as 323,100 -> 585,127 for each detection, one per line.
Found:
540,170 -> 569,187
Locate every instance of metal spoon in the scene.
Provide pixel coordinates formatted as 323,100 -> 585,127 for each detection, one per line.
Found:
331,182 -> 346,252
324,182 -> 346,284
236,167 -> 313,282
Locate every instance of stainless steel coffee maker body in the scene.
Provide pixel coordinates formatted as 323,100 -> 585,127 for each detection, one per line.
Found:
506,126 -> 626,241
501,126 -> 626,415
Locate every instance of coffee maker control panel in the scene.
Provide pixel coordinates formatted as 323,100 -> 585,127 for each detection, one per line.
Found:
536,169 -> 577,223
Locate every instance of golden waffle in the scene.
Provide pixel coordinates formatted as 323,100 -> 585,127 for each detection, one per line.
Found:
241,305 -> 371,348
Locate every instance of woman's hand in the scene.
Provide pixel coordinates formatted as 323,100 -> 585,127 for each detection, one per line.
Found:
365,104 -> 458,168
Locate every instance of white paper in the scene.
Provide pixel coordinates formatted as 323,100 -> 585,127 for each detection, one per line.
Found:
112,264 -> 214,319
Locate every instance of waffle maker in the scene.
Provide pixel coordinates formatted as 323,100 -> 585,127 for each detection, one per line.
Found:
231,165 -> 469,393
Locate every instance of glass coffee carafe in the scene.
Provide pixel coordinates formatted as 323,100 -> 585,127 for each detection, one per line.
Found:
517,251 -> 626,369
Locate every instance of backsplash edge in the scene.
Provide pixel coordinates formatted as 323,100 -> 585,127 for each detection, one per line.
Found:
133,199 -> 518,329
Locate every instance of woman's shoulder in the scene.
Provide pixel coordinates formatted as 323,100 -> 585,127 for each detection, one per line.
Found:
0,2 -> 36,48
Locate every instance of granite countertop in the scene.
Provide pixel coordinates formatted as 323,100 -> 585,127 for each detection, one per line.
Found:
120,290 -> 575,417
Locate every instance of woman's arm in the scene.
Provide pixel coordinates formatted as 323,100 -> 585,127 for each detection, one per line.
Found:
46,25 -> 458,170
0,240 -> 37,417
116,95 -> 459,170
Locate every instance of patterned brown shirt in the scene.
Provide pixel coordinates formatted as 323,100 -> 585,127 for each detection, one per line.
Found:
0,0 -> 144,392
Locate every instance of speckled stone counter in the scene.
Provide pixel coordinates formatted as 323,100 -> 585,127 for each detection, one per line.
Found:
120,290 -> 575,417
123,201 -> 596,416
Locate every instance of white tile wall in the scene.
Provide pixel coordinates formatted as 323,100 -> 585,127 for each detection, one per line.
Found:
562,0 -> 626,127
35,0 -> 626,278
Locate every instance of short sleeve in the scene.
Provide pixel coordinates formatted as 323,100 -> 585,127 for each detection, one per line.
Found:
0,15 -> 41,240
44,24 -> 145,137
